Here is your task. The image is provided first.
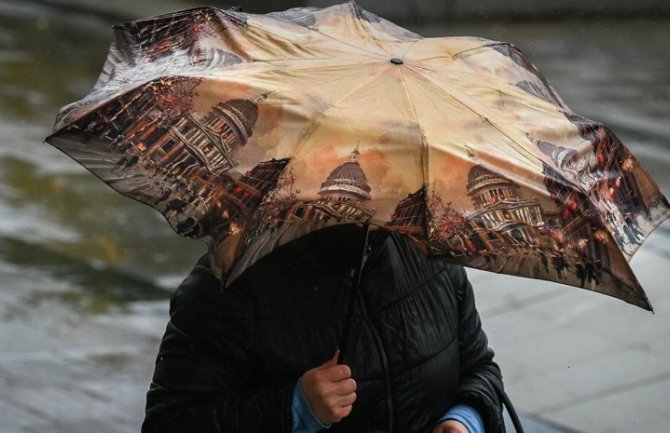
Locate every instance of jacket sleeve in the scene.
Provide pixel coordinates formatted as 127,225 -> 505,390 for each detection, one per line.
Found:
451,266 -> 506,433
142,255 -> 294,433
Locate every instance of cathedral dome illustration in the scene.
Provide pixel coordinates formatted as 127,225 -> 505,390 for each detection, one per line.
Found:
213,99 -> 259,138
201,99 -> 259,150
466,164 -> 517,209
318,148 -> 372,201
467,165 -> 513,187
465,164 -> 545,240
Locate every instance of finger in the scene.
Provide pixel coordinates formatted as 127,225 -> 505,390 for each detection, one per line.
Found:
321,349 -> 340,368
324,364 -> 352,381
333,378 -> 357,395
338,404 -> 353,419
326,404 -> 353,423
336,391 -> 356,407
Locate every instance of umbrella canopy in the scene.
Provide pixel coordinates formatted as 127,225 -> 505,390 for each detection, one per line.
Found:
47,2 -> 669,310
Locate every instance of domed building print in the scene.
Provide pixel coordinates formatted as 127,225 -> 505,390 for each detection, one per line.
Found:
318,147 -> 372,201
225,146 -> 376,282
272,147 -> 374,225
76,77 -> 260,178
143,97 -> 258,177
257,146 -> 375,226
465,164 -> 544,243
312,146 -> 374,221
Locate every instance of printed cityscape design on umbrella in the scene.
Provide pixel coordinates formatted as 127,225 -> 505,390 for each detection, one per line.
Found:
229,125 -> 665,306
47,2 -> 670,310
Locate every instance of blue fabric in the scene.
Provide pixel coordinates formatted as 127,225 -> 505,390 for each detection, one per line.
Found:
438,404 -> 484,433
292,380 -> 332,433
292,378 -> 483,433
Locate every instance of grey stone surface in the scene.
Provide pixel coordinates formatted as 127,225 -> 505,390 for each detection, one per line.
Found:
0,274 -> 164,432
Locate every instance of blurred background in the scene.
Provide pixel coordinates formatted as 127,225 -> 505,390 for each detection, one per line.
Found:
1,0 -> 669,432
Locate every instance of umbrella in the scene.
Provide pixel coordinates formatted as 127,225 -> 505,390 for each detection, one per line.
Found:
46,2 -> 669,311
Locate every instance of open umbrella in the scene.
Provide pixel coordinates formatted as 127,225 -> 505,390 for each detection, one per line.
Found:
46,2 -> 669,310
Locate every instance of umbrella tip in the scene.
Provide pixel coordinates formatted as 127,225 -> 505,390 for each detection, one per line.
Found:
390,57 -> 404,65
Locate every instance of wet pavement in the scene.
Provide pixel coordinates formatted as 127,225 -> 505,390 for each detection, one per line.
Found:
1,1 -> 669,432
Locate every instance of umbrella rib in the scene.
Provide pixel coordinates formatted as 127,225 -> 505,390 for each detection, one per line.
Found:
408,59 -> 566,112
435,68 -> 563,112
404,65 -> 540,168
396,66 -> 432,243
445,41 -> 566,106
256,57 -> 385,74
286,62 -> 395,163
346,1 -> 394,57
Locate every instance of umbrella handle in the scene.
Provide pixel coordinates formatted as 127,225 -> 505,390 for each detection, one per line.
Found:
338,223 -> 371,365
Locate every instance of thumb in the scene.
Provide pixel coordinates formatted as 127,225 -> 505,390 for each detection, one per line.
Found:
321,349 -> 340,368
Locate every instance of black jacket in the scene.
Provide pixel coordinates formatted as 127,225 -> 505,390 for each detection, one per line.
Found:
143,225 -> 505,433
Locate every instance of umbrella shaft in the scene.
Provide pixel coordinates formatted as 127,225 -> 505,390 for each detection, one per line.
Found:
338,224 -> 370,364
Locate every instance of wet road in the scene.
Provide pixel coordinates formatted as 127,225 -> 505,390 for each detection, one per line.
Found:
0,1 -> 669,432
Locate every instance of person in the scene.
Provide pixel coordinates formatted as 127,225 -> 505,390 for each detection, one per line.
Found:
142,224 -> 506,433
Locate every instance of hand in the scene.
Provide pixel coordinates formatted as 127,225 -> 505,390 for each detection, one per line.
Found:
432,419 -> 470,433
299,350 -> 357,425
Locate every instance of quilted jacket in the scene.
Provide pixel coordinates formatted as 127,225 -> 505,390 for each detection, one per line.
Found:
142,225 -> 505,433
